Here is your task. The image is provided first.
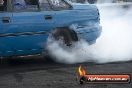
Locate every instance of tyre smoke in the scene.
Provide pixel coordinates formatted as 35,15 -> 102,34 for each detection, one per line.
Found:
47,3 -> 132,64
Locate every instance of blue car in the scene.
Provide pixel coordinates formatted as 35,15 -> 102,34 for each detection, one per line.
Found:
0,0 -> 101,57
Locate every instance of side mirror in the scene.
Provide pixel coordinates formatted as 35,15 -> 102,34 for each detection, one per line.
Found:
24,0 -> 39,5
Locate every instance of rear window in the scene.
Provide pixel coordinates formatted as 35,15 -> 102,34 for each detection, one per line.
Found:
49,0 -> 72,10
13,0 -> 39,12
13,0 -> 72,12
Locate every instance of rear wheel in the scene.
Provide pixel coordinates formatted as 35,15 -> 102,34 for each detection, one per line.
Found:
44,27 -> 78,62
51,27 -> 78,46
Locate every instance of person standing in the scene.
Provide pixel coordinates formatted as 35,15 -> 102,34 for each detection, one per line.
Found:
0,0 -> 4,5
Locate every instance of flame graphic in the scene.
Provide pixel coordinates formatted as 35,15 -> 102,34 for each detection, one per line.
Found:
78,65 -> 86,76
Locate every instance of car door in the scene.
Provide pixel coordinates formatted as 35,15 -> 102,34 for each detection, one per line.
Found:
11,0 -> 56,56
12,0 -> 55,33
0,1 -> 14,57
0,0 -> 56,57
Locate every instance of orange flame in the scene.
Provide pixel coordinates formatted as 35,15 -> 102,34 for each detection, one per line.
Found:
78,65 -> 86,76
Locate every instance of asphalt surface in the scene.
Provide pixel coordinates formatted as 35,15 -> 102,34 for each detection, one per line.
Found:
0,58 -> 132,88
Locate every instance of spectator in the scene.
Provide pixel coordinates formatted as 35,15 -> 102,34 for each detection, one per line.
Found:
0,0 -> 4,5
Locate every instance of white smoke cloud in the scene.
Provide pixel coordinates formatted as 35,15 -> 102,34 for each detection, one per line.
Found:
47,3 -> 132,64
97,0 -> 114,3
